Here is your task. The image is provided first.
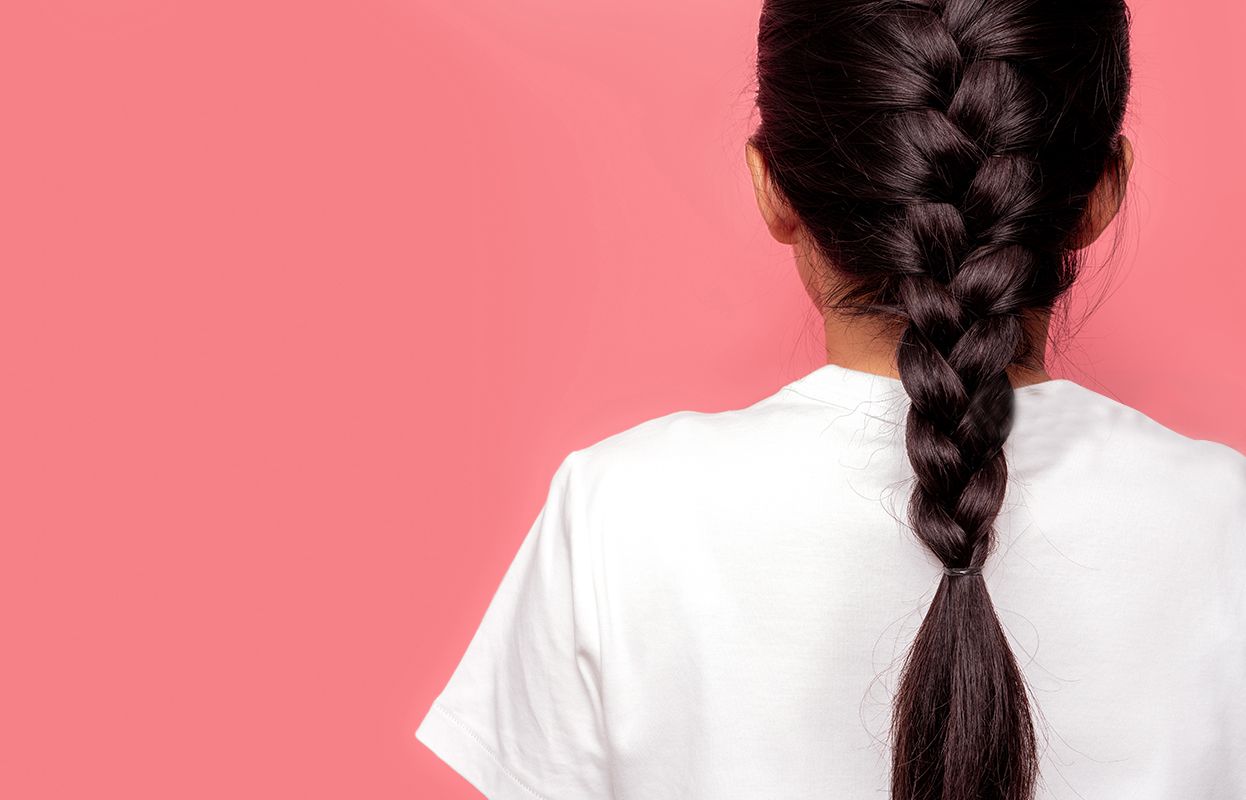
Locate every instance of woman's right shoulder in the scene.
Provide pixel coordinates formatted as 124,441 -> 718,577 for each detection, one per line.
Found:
1062,379 -> 1246,515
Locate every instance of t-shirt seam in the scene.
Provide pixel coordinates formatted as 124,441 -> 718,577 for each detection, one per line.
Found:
430,701 -> 550,800
562,449 -> 609,735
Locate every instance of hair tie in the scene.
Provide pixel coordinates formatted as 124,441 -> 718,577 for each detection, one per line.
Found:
943,565 -> 982,577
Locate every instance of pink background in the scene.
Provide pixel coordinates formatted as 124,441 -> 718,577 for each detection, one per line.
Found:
2,1 -> 1241,797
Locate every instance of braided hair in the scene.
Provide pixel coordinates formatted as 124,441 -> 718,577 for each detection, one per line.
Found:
750,1 -> 1132,798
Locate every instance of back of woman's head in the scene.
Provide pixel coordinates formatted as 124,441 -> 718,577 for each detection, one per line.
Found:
749,1 -> 1133,798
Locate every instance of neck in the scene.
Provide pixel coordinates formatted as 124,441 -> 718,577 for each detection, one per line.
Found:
821,308 -> 1055,389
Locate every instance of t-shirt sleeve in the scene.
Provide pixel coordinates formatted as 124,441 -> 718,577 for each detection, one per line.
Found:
415,449 -> 611,799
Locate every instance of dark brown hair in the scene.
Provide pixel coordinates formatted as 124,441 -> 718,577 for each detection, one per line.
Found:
749,1 -> 1132,797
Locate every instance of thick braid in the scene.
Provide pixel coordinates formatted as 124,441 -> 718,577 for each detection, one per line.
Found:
751,0 -> 1133,796
887,3 -> 1044,798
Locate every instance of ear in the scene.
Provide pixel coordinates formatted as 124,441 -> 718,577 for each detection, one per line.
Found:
746,140 -> 802,245
1068,133 -> 1134,249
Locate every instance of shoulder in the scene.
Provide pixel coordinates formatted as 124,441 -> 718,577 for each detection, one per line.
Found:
560,392 -> 797,511
1077,382 -> 1243,475
1053,381 -> 1246,518
566,407 -> 745,491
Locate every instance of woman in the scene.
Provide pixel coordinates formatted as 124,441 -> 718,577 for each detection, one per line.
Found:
416,1 -> 1246,798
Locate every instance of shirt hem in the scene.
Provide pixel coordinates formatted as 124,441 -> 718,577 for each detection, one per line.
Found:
414,701 -> 550,800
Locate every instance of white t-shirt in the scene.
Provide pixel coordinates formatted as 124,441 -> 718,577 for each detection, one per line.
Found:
415,362 -> 1246,799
